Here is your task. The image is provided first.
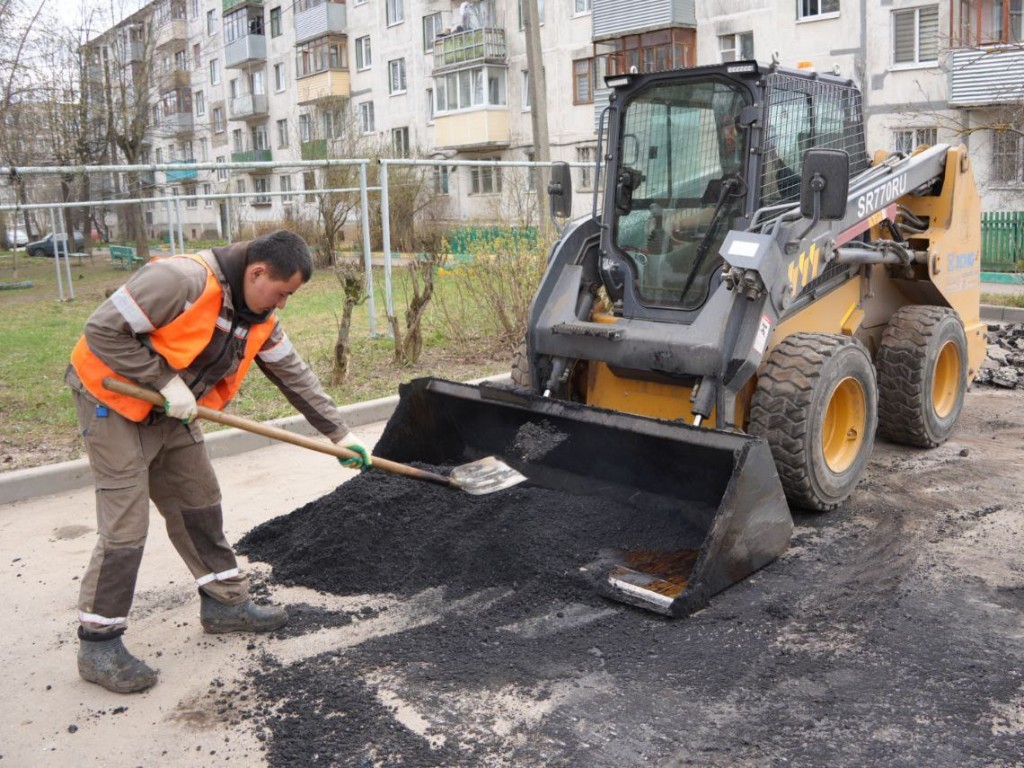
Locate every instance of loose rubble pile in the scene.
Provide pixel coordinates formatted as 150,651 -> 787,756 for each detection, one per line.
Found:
975,322 -> 1024,389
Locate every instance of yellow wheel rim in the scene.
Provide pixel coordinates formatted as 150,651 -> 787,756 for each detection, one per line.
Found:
932,340 -> 962,419
822,376 -> 867,474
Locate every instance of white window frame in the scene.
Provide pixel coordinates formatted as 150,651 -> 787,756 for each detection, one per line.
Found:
521,70 -> 531,110
210,58 -> 221,85
212,106 -> 225,133
392,126 -> 409,156
195,89 -> 205,116
386,0 -> 404,26
577,145 -> 594,190
573,0 -> 591,15
203,182 -> 212,207
216,155 -> 228,180
423,12 -> 442,51
280,174 -> 293,202
299,113 -> 311,142
719,32 -> 754,63
207,9 -> 216,35
891,127 -> 936,154
469,159 -> 502,195
355,36 -> 372,70
277,118 -> 289,148
274,62 -> 286,92
797,0 -> 839,22
358,101 -> 375,134
389,58 -> 407,94
892,5 -> 939,68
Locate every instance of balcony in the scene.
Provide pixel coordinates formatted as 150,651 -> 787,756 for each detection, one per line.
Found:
949,46 -> 1024,107
166,160 -> 198,182
231,148 -> 273,163
155,18 -> 187,49
225,34 -> 267,68
592,0 -> 695,40
297,70 -> 350,104
434,109 -> 509,150
157,66 -> 191,91
139,171 -> 157,188
159,111 -> 194,135
295,1 -> 346,45
224,0 -> 262,10
229,93 -> 269,120
433,28 -> 507,73
300,139 -> 327,160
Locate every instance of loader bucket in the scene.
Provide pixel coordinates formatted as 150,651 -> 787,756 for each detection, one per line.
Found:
373,378 -> 793,617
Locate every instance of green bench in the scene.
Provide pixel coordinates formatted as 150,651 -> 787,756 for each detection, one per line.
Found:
109,245 -> 144,270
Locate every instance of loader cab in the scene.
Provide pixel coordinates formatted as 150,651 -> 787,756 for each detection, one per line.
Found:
604,65 -> 761,317
601,62 -> 868,320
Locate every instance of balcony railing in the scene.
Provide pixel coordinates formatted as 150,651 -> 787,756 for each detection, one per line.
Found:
225,34 -> 267,68
295,1 -> 346,45
433,28 -> 506,72
300,139 -> 327,160
434,109 -> 509,150
231,148 -> 272,163
159,111 -> 194,135
166,159 -> 198,182
949,46 -> 1024,106
296,70 -> 350,104
229,93 -> 269,119
155,18 -> 187,49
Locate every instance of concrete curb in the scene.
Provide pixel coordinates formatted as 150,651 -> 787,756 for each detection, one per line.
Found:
0,374 -> 510,506
981,303 -> 1024,324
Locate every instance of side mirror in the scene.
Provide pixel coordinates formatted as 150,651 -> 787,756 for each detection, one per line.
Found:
800,148 -> 849,221
548,161 -> 573,219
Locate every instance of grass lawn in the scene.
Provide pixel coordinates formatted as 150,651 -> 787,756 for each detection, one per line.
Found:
0,250 -> 512,470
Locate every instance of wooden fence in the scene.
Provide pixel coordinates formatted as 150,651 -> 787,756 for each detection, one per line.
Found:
981,211 -> 1024,272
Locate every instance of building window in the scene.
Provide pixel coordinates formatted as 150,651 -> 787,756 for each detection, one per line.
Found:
236,178 -> 246,194
470,161 -> 502,195
522,70 -> 531,110
719,32 -> 754,62
212,106 -> 225,133
386,0 -> 403,26
893,6 -> 938,66
232,128 -> 243,152
426,88 -> 434,122
576,145 -> 594,190
993,129 -> 1023,183
229,77 -> 241,100
216,155 -> 227,180
280,174 -> 293,202
191,0 -> 199,18
207,9 -> 216,35
359,101 -> 375,133
432,165 -> 451,194
252,124 -> 269,150
296,36 -> 347,77
195,89 -> 205,116
322,107 -> 343,139
574,0 -> 591,14
389,58 -> 407,94
299,113 -> 311,142
798,0 -> 839,20
274,63 -> 285,91
355,36 -> 371,70
253,177 -> 270,204
203,182 -> 212,207
270,6 -> 281,37
423,12 -> 442,51
572,58 -> 594,104
186,184 -> 198,208
277,118 -> 289,147
192,42 -> 201,69
892,127 -> 936,154
392,126 -> 409,157
200,137 -> 208,161
210,58 -> 220,85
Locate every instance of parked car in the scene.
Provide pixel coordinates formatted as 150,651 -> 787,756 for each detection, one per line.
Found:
5,228 -> 29,248
26,232 -> 86,258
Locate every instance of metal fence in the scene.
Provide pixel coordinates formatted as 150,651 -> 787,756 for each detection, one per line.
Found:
981,211 -> 1024,272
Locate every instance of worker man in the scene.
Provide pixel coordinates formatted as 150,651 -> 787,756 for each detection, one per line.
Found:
66,229 -> 371,694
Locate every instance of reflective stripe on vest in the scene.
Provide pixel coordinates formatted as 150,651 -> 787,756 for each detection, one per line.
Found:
70,253 -> 277,421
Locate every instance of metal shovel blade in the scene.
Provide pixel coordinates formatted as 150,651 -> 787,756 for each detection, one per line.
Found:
449,456 -> 528,495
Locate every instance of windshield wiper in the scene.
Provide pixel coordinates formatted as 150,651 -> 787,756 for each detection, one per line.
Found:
677,172 -> 744,301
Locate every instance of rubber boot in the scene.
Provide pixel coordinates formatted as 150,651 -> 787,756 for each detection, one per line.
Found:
77,627 -> 158,693
199,592 -> 288,634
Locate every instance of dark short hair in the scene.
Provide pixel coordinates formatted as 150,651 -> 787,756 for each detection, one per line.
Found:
247,230 -> 313,282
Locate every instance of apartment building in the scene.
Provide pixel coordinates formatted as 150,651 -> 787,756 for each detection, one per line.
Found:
84,0 -> 626,240
696,0 -> 1024,213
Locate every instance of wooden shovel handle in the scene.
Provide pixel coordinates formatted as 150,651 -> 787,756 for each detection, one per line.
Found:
102,377 -> 454,488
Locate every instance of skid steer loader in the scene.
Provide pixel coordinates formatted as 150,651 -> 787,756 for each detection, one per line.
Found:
373,60 -> 984,616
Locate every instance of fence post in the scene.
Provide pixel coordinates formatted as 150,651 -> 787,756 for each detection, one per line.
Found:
359,162 -> 377,337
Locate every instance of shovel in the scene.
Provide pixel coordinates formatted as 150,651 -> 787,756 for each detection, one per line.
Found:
102,377 -> 527,495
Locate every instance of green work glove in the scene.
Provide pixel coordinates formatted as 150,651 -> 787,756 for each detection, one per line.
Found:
336,432 -> 372,470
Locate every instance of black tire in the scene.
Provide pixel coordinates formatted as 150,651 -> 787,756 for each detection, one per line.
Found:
510,340 -> 530,388
749,333 -> 878,512
29,248 -> 44,258
876,306 -> 968,448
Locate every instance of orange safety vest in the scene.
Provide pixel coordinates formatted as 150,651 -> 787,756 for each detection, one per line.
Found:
70,253 -> 277,421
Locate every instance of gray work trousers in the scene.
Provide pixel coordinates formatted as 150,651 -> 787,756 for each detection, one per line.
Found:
72,387 -> 250,634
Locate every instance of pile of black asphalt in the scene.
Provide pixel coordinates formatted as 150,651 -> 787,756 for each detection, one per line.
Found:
235,396 -> 1024,768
